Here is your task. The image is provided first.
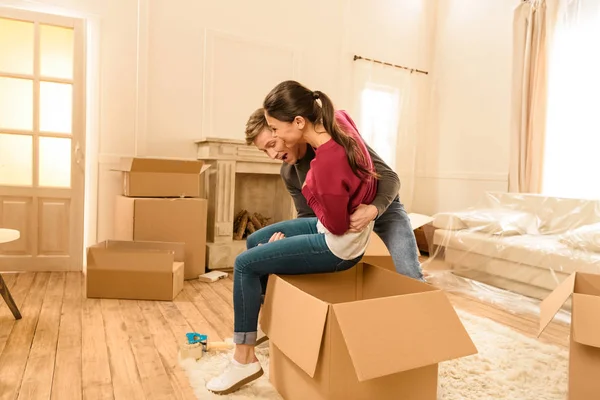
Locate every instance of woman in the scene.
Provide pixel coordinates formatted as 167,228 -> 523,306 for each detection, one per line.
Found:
206,80 -> 378,395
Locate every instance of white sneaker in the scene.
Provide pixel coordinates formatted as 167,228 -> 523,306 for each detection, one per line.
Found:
206,358 -> 263,395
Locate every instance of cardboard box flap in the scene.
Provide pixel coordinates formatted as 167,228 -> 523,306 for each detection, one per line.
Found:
572,293 -> 600,348
408,213 -> 434,230
332,290 -> 477,381
87,246 -> 175,273
260,275 -> 329,378
363,233 -> 389,257
114,157 -> 209,174
538,272 -> 576,336
102,240 -> 185,262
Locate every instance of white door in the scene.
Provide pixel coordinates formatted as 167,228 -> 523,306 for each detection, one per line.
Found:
0,8 -> 85,271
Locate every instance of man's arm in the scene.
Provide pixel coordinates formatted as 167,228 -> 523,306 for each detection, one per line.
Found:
280,166 -> 316,218
367,144 -> 401,217
285,180 -> 316,218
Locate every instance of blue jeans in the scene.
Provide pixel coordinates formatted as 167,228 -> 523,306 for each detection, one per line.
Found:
234,217 -> 361,345
373,197 -> 424,281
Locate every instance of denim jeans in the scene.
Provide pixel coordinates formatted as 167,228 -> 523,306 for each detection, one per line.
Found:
233,217 -> 361,345
373,197 -> 424,281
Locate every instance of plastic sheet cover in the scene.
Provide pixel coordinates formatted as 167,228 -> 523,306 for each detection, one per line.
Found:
420,191 -> 600,322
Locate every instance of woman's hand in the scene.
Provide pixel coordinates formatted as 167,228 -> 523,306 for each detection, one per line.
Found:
269,232 -> 285,242
258,232 -> 285,246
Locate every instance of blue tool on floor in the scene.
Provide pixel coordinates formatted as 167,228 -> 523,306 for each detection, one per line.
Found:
186,332 -> 208,351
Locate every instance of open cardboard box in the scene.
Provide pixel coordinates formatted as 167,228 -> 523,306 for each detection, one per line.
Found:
539,272 -> 600,400
260,262 -> 477,399
113,157 -> 210,198
86,240 -> 185,301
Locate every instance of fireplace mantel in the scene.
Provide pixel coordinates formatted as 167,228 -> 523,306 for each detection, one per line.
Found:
195,137 -> 295,270
195,137 -> 282,175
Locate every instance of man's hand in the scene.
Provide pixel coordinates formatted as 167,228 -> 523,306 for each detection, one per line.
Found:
348,204 -> 378,233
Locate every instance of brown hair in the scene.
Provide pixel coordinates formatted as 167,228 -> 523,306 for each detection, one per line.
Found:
263,80 -> 377,179
244,108 -> 269,145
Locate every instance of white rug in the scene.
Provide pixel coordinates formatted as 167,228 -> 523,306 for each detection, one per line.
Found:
179,309 -> 568,400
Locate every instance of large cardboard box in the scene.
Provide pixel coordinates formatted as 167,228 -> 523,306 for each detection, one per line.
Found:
260,263 -> 477,400
114,196 -> 207,279
539,272 -> 600,400
113,157 -> 210,198
87,240 -> 185,301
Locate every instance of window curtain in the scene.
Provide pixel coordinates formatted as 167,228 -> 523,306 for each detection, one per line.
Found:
508,0 -> 557,193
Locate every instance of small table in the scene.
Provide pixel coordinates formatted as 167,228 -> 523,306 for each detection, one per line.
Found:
0,229 -> 22,320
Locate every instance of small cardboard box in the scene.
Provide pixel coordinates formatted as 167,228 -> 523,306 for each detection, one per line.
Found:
86,240 -> 185,301
260,263 -> 477,400
114,196 -> 207,279
539,272 -> 600,400
113,157 -> 210,198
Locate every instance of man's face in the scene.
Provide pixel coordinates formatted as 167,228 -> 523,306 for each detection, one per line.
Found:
253,128 -> 300,165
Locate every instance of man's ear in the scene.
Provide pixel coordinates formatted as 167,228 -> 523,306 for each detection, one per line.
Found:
294,116 -> 306,130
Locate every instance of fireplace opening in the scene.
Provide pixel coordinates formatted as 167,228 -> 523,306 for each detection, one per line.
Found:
233,173 -> 294,240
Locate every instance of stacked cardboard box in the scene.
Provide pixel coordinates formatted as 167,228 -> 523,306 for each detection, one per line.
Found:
86,157 -> 209,301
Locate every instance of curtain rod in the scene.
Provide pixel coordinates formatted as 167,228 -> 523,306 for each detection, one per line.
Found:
353,55 -> 428,75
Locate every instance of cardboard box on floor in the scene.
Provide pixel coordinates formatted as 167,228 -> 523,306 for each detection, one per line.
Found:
361,213 -> 435,272
113,157 -> 210,198
539,272 -> 600,400
87,240 -> 185,301
260,262 -> 477,400
114,196 -> 208,279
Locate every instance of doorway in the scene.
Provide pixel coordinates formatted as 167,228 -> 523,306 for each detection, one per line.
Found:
0,7 -> 85,271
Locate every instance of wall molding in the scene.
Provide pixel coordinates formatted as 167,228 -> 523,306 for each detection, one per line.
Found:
397,170 -> 508,182
200,28 -> 300,140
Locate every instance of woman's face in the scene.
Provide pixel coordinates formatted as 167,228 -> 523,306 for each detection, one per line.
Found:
264,112 -> 305,148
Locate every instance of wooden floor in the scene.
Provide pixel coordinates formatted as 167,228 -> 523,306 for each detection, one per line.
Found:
0,271 -> 570,400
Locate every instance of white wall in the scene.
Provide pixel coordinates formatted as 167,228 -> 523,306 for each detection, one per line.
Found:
412,0 -> 519,215
97,0 -> 436,242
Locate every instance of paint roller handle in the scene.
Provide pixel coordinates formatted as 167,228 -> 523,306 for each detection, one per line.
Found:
207,341 -> 234,351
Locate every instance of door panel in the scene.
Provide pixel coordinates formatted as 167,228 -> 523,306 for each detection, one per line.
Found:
0,197 -> 32,254
0,8 -> 85,271
38,197 -> 70,255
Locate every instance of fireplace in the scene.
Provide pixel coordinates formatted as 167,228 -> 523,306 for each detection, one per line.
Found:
196,138 -> 296,270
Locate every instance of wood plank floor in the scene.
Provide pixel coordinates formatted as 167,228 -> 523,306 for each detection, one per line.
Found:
0,271 -> 569,400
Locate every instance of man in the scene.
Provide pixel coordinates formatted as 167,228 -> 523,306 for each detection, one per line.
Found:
245,108 -> 424,281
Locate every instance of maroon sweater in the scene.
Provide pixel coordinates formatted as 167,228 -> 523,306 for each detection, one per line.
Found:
301,110 -> 378,235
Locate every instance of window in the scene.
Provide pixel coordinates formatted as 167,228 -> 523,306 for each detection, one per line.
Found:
358,84 -> 401,169
542,1 -> 600,199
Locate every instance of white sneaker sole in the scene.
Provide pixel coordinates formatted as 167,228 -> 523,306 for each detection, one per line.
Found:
207,368 -> 264,395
